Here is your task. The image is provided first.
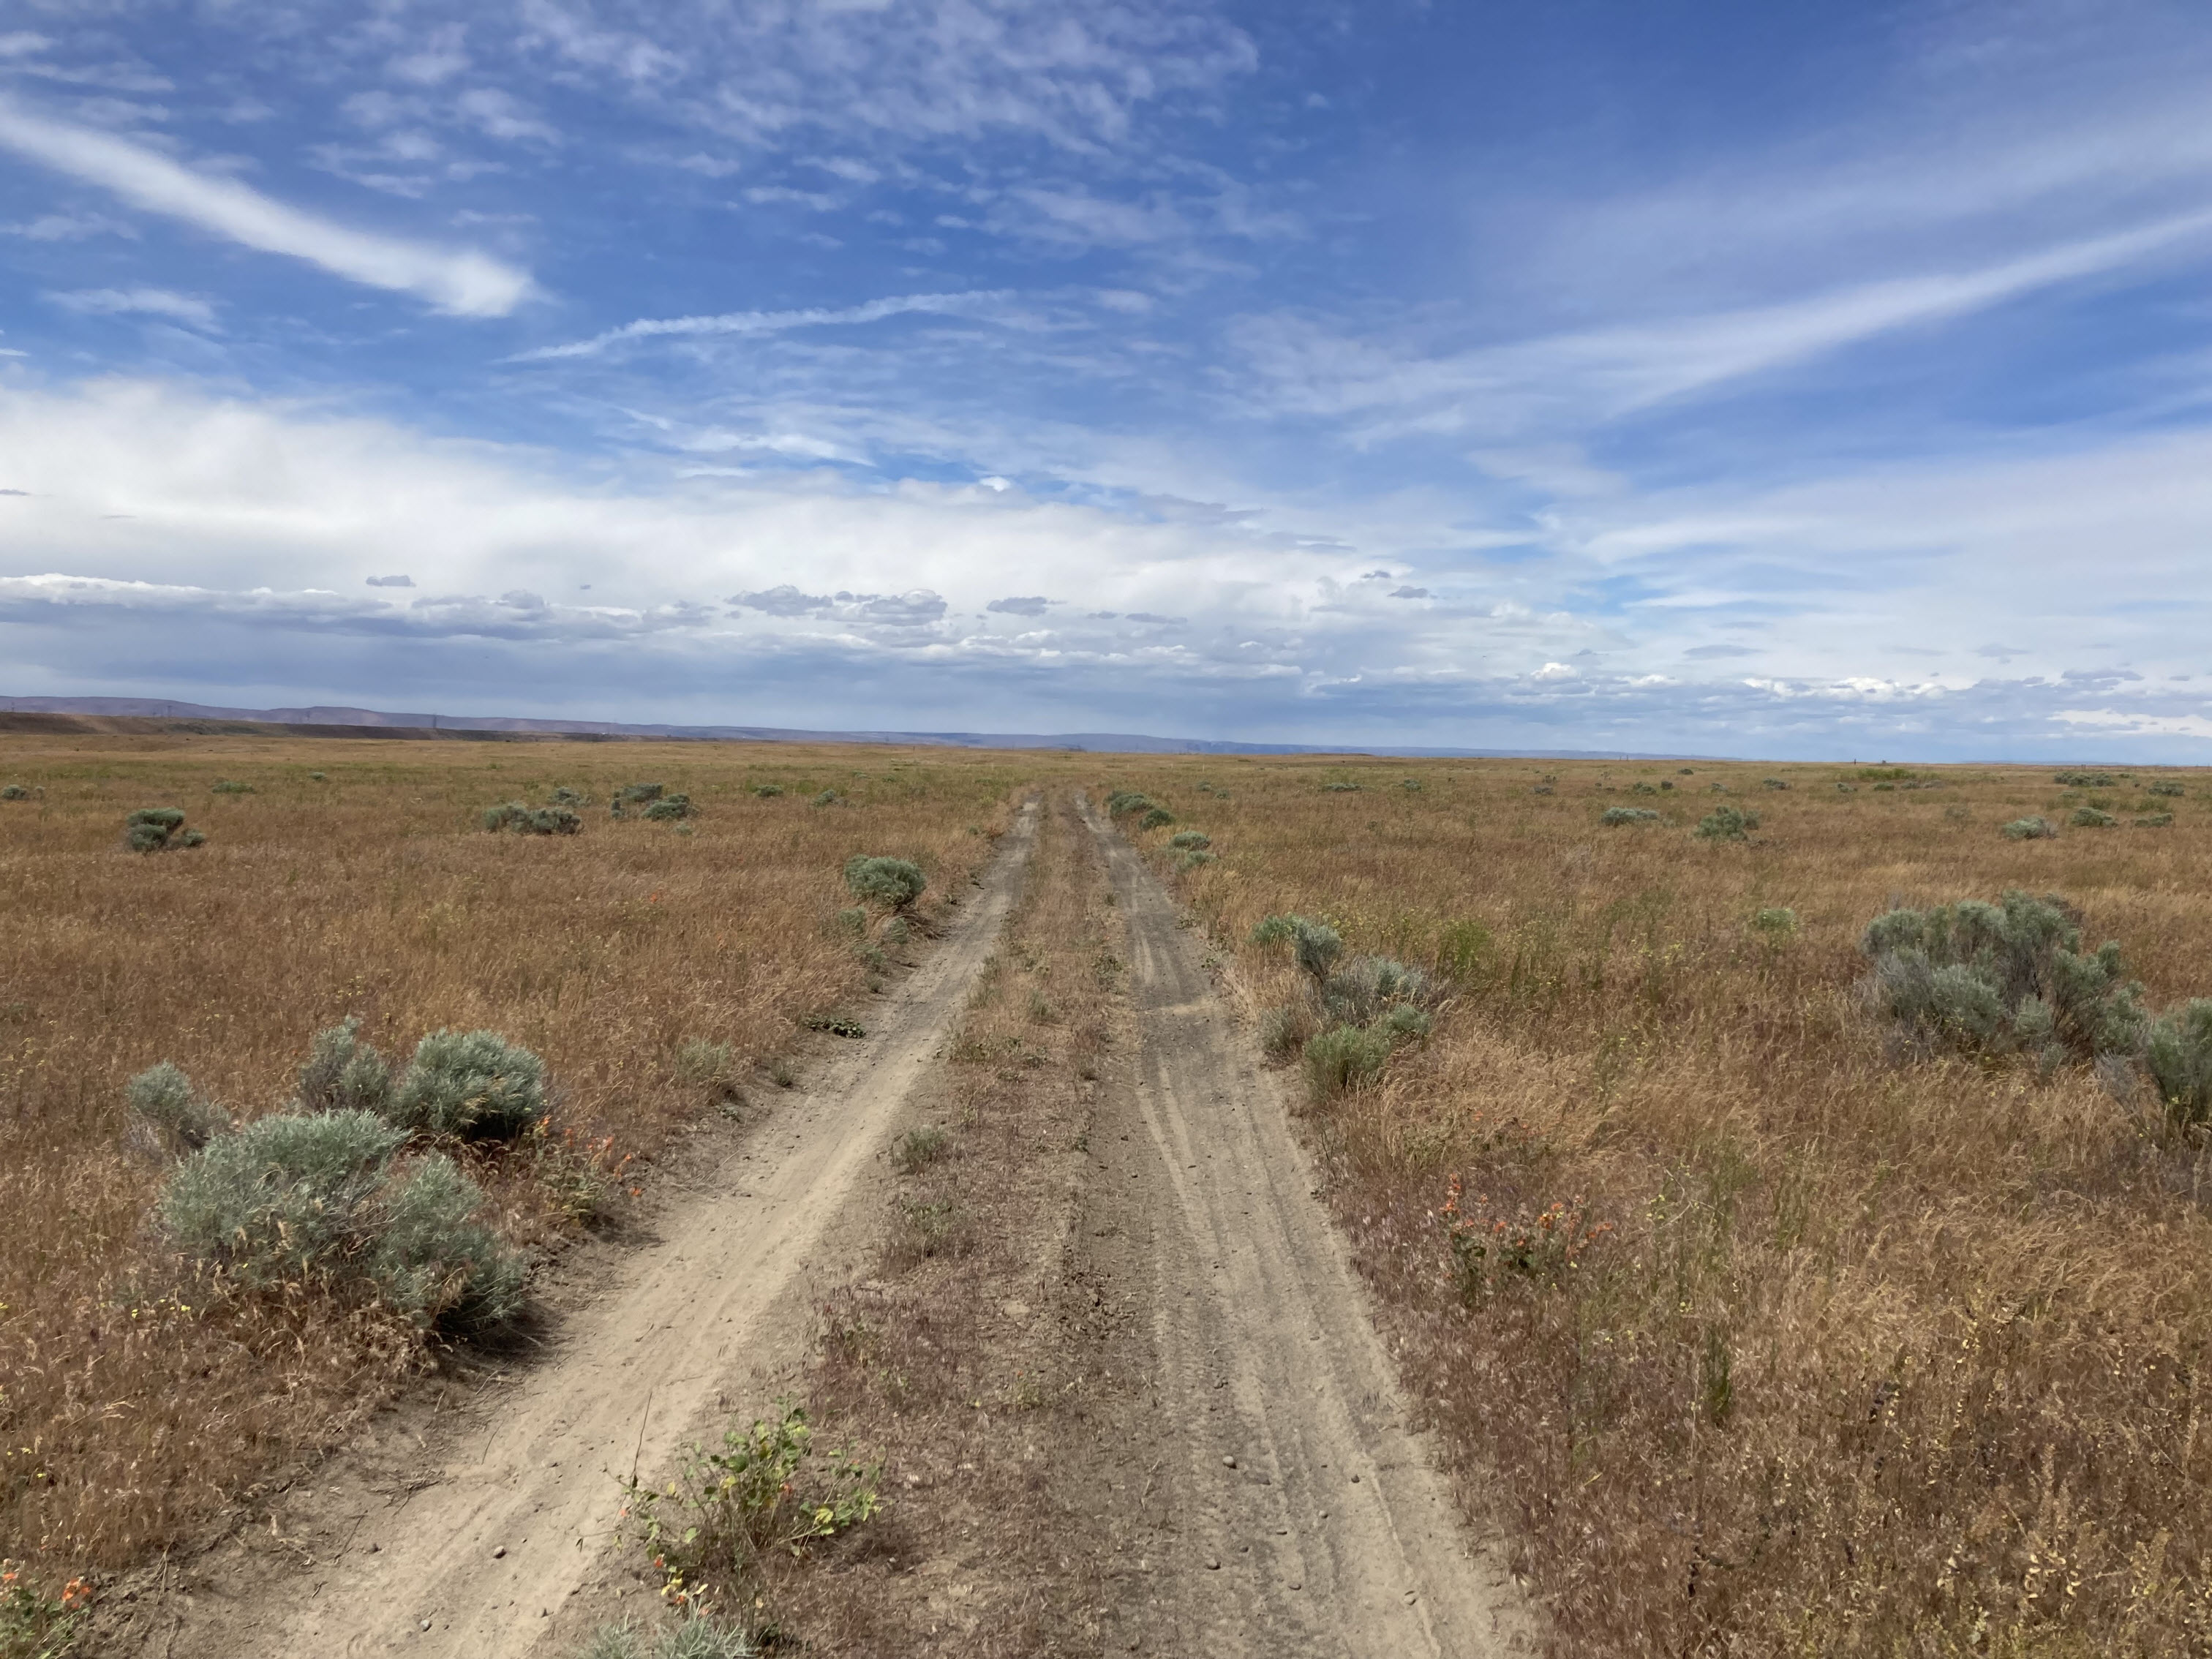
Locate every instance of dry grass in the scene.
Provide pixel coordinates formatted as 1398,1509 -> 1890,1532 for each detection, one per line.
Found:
1102,756 -> 2212,1656
758,789 -> 1125,1654
0,731 -> 1016,1584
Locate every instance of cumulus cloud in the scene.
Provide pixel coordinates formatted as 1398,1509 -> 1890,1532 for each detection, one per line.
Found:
986,595 -> 1051,616
728,586 -> 949,628
366,573 -> 415,587
0,96 -> 533,315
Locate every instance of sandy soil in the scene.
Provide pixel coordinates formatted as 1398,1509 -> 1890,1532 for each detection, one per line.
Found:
1056,798 -> 1535,1658
127,801 -> 1040,1659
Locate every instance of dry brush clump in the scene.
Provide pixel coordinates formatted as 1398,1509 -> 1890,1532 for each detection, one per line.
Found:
1107,754 -> 2212,1655
0,734 -> 1016,1594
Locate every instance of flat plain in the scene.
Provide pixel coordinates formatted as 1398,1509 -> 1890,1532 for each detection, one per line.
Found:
0,727 -> 1017,1586
1102,754 -> 2212,1656
7,731 -> 2212,1658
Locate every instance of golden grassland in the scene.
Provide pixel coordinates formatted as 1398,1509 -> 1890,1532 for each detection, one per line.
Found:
0,732 -> 1019,1580
1107,755 -> 2212,1657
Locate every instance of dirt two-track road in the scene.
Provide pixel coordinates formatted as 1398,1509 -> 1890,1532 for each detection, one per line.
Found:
145,790 -> 1529,1658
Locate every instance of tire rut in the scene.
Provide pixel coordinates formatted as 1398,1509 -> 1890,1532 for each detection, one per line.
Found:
1079,798 -> 1534,1658
178,800 -> 1041,1659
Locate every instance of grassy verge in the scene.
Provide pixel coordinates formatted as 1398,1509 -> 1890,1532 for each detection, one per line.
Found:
0,733 -> 1015,1598
1103,756 -> 2212,1655
607,789 -> 1122,1653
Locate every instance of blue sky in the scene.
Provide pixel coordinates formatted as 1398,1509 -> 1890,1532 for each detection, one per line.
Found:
2,0 -> 2211,756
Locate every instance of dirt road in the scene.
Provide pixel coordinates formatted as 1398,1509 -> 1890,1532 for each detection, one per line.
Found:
138,789 -> 1530,1656
1068,798 -> 1532,1657
161,801 -> 1039,1659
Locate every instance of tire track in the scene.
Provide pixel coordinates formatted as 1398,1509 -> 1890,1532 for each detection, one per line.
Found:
1080,796 -> 1534,1658
176,800 -> 1039,1659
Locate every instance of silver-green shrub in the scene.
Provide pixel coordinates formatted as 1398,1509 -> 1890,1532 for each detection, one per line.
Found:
551,786 -> 590,807
1249,914 -> 1297,946
844,854 -> 926,910
642,794 -> 693,822
1137,805 -> 1175,830
1291,917 -> 1342,980
369,1153 -> 527,1327
1304,1023 -> 1393,1099
1104,789 -> 1151,816
387,1029 -> 547,1139
1170,831 -> 1211,850
158,1110 -> 522,1327
2136,813 -> 2174,829
159,1110 -> 407,1287
1322,955 -> 1435,1026
2147,781 -> 2185,798
484,801 -> 582,835
125,1061 -> 225,1154
2003,816 -> 2056,840
1860,890 -> 2145,1064
751,783 -> 784,798
299,1016 -> 394,1114
126,807 -> 205,852
2145,1001 -> 2212,1126
1752,906 -> 1799,938
2069,807 -> 2118,829
1379,1003 -> 1434,1041
1696,805 -> 1759,840
0,783 -> 29,800
1600,806 -> 1659,826
1260,1001 -> 1315,1061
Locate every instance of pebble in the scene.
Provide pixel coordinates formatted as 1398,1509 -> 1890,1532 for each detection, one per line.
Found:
1221,1454 -> 1236,1468
420,1619 -> 432,1632
1205,1557 -> 1220,1570
492,1546 -> 507,1559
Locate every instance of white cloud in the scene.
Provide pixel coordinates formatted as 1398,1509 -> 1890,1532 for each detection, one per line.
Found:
515,289 -> 1019,361
1238,208 -> 2212,441
456,88 -> 557,144
0,96 -> 534,315
47,287 -> 217,328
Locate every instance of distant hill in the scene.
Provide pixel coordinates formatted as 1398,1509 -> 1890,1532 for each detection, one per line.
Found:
0,694 -> 1703,760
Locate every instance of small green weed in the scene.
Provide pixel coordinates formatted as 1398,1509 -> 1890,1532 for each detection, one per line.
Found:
1,1562 -> 89,1659
620,1403 -> 881,1611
